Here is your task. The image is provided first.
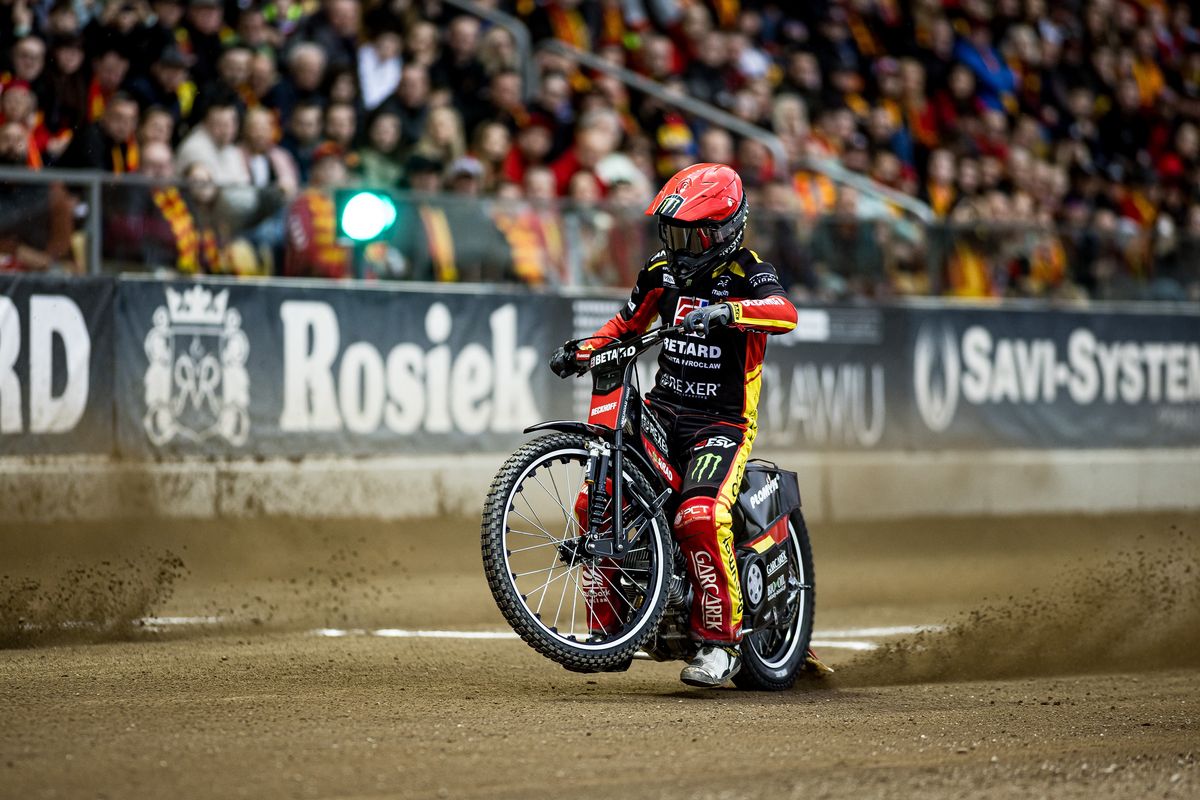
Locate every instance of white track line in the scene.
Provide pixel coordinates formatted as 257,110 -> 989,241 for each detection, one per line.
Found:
816,625 -> 944,638
306,626 -> 938,651
140,616 -> 224,626
128,619 -> 937,653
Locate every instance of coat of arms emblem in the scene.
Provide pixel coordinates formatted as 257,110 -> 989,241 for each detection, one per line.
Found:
143,285 -> 250,446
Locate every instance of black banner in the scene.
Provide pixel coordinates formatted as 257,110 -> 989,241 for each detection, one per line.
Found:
6,274 -> 1198,458
114,278 -> 574,457
0,274 -> 115,454
754,304 -> 1200,450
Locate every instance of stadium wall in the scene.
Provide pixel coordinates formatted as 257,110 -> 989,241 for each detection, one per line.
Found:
2,275 -> 1199,522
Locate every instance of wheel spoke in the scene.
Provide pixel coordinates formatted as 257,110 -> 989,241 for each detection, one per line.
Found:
546,463 -> 567,527
531,469 -> 586,539
506,527 -> 556,541
512,564 -> 567,578
510,503 -> 561,543
551,551 -> 573,632
507,540 -> 564,554
531,562 -> 571,613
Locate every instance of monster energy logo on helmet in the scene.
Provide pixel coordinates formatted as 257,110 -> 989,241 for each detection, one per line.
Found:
690,453 -> 724,481
656,193 -> 686,216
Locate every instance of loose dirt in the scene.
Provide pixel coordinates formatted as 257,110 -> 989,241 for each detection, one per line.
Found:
1,512 -> 1197,799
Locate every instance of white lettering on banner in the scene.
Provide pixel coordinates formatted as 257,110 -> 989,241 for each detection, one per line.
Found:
0,295 -> 91,435
29,296 -> 89,433
279,301 -> 342,430
0,297 -> 20,432
762,363 -> 886,447
338,342 -> 385,434
280,301 -> 539,435
914,323 -> 1200,431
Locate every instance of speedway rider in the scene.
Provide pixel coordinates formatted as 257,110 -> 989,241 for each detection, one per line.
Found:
550,163 -> 798,688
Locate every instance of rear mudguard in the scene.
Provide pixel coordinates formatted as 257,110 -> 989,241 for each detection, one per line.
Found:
522,421 -> 671,496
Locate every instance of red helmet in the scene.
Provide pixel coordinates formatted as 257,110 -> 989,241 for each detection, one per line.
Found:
645,162 -> 748,283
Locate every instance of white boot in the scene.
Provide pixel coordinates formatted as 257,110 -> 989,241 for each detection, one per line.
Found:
680,645 -> 741,687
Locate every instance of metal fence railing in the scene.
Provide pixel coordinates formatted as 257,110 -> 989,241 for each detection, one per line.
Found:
1,167 -> 1197,303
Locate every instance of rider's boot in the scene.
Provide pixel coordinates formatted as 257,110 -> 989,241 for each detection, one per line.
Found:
680,645 -> 741,687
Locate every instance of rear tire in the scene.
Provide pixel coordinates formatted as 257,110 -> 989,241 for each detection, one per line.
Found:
734,511 -> 815,691
481,432 -> 672,673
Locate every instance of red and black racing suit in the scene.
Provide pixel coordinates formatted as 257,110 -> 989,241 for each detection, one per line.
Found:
580,247 -> 798,646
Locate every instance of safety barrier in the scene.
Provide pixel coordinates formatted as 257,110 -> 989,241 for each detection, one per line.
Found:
4,274 -> 1200,458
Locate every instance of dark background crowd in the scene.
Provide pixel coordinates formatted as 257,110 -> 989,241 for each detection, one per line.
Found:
0,0 -> 1199,301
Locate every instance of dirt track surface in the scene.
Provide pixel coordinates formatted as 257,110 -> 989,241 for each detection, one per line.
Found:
2,513 -> 1198,799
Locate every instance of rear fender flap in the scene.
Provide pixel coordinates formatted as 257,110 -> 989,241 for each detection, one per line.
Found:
735,462 -> 802,540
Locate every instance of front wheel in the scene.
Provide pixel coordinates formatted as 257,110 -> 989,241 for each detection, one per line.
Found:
734,510 -> 816,690
481,432 -> 672,673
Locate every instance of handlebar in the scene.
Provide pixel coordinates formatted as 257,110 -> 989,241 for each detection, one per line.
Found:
565,323 -> 683,374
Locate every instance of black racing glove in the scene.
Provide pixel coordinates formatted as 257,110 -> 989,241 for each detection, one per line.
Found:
549,342 -> 583,378
681,303 -> 733,336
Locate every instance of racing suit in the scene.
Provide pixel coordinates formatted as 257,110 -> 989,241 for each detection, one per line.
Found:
582,247 -> 797,645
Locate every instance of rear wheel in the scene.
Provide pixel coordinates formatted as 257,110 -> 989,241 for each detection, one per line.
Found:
481,433 -> 672,673
734,511 -> 815,691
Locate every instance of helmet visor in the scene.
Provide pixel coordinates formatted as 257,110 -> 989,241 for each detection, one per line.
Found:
659,221 -> 714,255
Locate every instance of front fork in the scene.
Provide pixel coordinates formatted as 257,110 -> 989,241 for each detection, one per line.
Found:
582,440 -> 626,558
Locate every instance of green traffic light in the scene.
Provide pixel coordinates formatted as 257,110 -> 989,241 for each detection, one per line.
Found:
340,191 -> 398,242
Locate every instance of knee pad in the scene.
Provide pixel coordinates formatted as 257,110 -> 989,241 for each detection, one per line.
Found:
673,496 -> 716,541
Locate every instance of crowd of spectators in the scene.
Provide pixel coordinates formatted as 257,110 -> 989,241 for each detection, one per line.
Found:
0,0 -> 1198,301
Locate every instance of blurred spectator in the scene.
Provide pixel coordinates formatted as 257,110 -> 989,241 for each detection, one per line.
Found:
809,187 -> 887,298
176,93 -> 245,179
57,90 -> 140,171
104,140 -> 191,270
357,104 -> 403,188
242,106 -> 298,198
181,0 -> 227,86
7,35 -> 45,93
413,104 -> 464,166
431,16 -> 485,113
284,141 -> 349,278
177,160 -> 227,273
282,42 -> 327,110
86,46 -> 129,122
324,100 -> 357,152
138,106 -> 174,148
393,63 -> 429,142
471,119 -> 510,192
41,33 -> 88,135
404,152 -> 441,193
126,45 -> 193,130
295,0 -> 359,73
357,20 -> 401,112
281,100 -> 322,182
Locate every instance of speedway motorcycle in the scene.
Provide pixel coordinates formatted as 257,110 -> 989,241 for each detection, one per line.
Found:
481,324 -> 817,690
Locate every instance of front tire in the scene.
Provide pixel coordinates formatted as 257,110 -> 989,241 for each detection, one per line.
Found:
734,510 -> 815,690
481,432 -> 672,673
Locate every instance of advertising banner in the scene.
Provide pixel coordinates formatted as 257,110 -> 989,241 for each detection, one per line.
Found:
754,304 -> 1200,450
0,274 -> 115,454
901,305 -> 1200,449
4,273 -> 1191,458
114,278 -> 574,457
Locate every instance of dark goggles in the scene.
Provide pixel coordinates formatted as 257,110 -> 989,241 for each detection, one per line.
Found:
659,222 -> 715,255
656,199 -> 746,258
